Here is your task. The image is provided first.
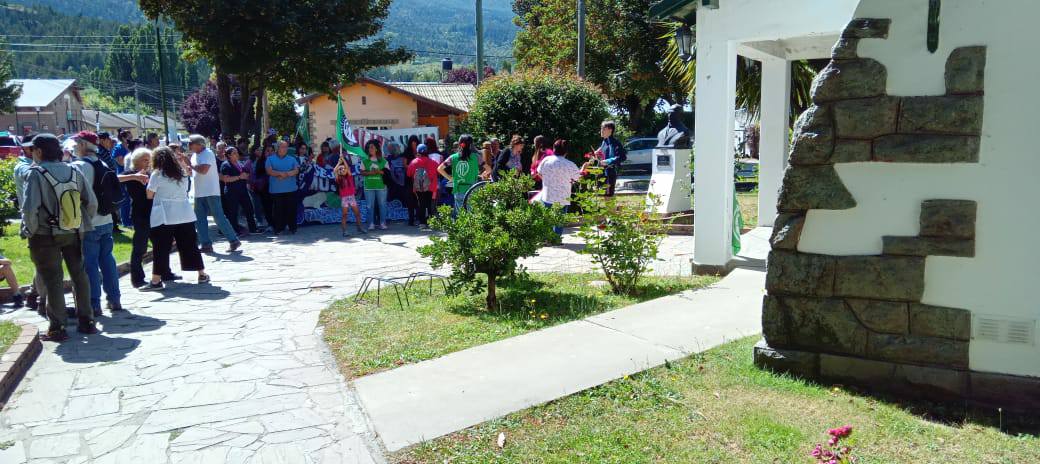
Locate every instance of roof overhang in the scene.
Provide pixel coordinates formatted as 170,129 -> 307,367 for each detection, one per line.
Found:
296,77 -> 467,114
650,0 -> 700,22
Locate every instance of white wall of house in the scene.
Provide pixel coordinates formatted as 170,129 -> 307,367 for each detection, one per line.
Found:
797,0 -> 1040,377
692,0 -> 858,269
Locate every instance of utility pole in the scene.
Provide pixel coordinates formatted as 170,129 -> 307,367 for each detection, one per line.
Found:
156,18 -> 170,141
133,83 -> 142,132
476,0 -> 485,84
577,0 -> 586,78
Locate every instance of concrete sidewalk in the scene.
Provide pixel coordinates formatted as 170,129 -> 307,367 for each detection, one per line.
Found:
354,228 -> 771,452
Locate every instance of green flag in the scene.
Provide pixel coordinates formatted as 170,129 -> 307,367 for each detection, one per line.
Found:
732,185 -> 743,255
336,93 -> 366,157
295,104 -> 311,145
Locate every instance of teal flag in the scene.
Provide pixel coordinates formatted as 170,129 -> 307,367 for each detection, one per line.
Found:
335,93 -> 365,157
732,185 -> 743,255
295,104 -> 311,144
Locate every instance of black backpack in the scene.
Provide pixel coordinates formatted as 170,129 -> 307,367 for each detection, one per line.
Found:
86,158 -> 122,216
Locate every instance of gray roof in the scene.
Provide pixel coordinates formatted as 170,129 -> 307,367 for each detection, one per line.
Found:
388,82 -> 475,112
81,109 -> 135,129
8,79 -> 78,108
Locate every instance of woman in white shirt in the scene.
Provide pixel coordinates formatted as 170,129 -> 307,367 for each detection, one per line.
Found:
140,146 -> 209,290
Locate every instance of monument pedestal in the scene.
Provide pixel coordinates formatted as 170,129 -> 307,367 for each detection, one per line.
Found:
647,147 -> 692,214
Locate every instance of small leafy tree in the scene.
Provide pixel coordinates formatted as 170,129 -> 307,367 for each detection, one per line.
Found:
419,172 -> 567,310
467,71 -> 609,155
0,41 -> 22,113
574,180 -> 667,295
0,158 -> 20,235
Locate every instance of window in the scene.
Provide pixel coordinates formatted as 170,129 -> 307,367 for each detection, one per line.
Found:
362,96 -> 367,105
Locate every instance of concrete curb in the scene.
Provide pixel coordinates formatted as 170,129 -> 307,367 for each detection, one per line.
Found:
0,322 -> 42,409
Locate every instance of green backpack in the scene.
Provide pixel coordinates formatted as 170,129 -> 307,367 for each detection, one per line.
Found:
33,166 -> 83,232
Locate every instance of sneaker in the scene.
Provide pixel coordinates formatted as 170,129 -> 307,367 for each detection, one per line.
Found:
198,274 -> 211,284
92,307 -> 103,318
378,224 -> 388,230
161,273 -> 182,282
12,293 -> 24,308
342,230 -> 350,237
40,328 -> 68,342
228,240 -> 242,252
368,224 -> 375,231
107,301 -> 125,312
139,281 -> 164,292
199,245 -> 215,253
77,321 -> 98,335
131,280 -> 146,289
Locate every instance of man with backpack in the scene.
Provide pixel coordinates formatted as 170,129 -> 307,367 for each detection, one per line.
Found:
71,131 -> 125,317
21,133 -> 97,340
407,143 -> 439,230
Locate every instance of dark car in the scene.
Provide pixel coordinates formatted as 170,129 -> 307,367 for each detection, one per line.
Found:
0,132 -> 21,159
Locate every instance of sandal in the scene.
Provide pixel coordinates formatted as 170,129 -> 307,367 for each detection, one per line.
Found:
198,274 -> 211,284
40,328 -> 68,342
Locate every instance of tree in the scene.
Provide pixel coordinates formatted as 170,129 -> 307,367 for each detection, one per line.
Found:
466,71 -> 609,156
180,80 -> 229,138
0,41 -> 22,113
267,90 -> 299,138
513,0 -> 686,134
442,66 -> 496,84
139,0 -> 410,140
418,173 -> 567,309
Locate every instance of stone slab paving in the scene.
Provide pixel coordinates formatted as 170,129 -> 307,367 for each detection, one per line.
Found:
355,228 -> 771,451
0,224 -> 697,463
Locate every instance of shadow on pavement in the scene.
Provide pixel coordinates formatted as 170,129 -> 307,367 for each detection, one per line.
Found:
96,311 -> 166,335
150,282 -> 231,301
54,333 -> 141,363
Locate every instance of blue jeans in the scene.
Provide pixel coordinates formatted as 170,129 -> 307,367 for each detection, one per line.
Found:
194,195 -> 239,246
543,202 -> 568,234
453,192 -> 468,216
119,185 -> 133,227
365,188 -> 387,226
82,222 -> 120,310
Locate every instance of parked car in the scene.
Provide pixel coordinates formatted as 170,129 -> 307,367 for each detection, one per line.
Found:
735,159 -> 759,192
620,137 -> 656,175
0,132 -> 21,159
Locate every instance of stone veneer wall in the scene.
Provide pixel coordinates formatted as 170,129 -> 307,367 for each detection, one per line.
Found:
754,18 -> 1040,411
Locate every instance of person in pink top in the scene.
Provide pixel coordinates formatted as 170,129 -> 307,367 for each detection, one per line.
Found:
529,135 -> 549,190
407,143 -> 440,230
335,156 -> 366,237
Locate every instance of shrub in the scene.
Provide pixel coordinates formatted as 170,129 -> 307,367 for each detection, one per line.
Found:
466,71 -> 609,157
574,180 -> 667,295
0,157 -> 19,234
419,172 -> 567,309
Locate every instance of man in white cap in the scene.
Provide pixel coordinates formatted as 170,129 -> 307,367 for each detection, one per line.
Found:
187,134 -> 241,253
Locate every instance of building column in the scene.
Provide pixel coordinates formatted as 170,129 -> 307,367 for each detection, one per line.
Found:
692,37 -> 738,273
757,57 -> 792,228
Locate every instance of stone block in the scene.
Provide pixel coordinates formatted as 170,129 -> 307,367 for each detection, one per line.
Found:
841,18 -> 891,39
833,96 -> 899,139
789,105 -> 834,165
811,59 -> 887,104
867,333 -> 968,369
753,339 -> 819,378
898,95 -> 983,135
894,363 -> 968,398
920,200 -> 977,239
831,37 -> 858,59
777,165 -> 856,212
766,251 -> 835,297
761,296 -> 789,346
846,299 -> 908,334
819,353 -> 895,384
909,304 -> 971,341
833,255 -> 925,301
785,296 -> 867,356
970,371 -> 1040,412
831,139 -> 872,163
873,134 -> 980,163
881,236 -> 975,257
769,213 -> 804,251
945,46 -> 987,94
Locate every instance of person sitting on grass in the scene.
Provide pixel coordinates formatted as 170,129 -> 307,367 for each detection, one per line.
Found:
335,155 -> 366,237
0,255 -> 25,308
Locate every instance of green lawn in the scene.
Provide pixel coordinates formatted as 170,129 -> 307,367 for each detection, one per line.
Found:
320,273 -> 718,378
0,321 -> 19,354
397,336 -> 1040,464
0,223 -> 134,285
614,192 -> 760,228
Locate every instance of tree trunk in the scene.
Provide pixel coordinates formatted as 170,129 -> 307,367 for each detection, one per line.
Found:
237,76 -> 254,140
623,95 -> 645,134
215,67 -> 234,139
486,273 -> 498,311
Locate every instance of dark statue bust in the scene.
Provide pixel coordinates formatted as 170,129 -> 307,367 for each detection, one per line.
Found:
657,104 -> 691,149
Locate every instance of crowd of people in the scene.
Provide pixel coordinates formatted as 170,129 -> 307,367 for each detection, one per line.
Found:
8,119 -> 626,342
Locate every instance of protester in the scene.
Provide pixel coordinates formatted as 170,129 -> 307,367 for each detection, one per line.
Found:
120,148 -> 155,288
425,136 -> 443,164
480,141 -> 495,180
334,156 -> 366,237
492,135 -> 524,182
394,136 -> 419,226
534,139 -> 581,234
187,134 -> 241,252
437,134 -> 480,214
0,256 -> 24,308
21,133 -> 96,339
214,141 -> 228,164
246,145 -> 271,232
220,147 -> 258,235
141,146 -> 209,291
71,131 -> 124,316
326,140 -> 343,167
530,135 -> 549,190
407,143 -> 439,229
146,132 -> 160,150
317,141 -> 332,167
599,120 -> 627,197
13,133 -> 40,310
265,141 -> 301,235
360,140 -> 389,230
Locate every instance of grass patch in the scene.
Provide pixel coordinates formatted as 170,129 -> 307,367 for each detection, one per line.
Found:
738,192 -> 759,228
0,223 -> 134,284
320,273 -> 717,378
396,336 -> 1040,463
0,320 -> 20,353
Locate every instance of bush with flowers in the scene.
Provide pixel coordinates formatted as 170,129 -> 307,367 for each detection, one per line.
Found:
810,425 -> 858,464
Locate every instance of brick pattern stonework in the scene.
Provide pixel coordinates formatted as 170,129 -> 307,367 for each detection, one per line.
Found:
0,322 -> 42,408
755,18 -> 1038,411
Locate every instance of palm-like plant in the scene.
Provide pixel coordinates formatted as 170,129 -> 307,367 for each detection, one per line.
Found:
660,23 -> 822,121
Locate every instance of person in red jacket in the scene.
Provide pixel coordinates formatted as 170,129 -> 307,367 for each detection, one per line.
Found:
407,143 -> 440,230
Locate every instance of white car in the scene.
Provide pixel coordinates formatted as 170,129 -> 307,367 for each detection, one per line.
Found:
619,137 -> 656,175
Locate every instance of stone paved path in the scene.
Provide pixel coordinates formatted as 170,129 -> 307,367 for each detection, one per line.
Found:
0,225 -> 695,463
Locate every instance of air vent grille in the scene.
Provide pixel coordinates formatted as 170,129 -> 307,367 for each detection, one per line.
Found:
972,316 -> 1036,346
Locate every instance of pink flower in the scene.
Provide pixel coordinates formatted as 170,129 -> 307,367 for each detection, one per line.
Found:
810,445 -> 822,458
